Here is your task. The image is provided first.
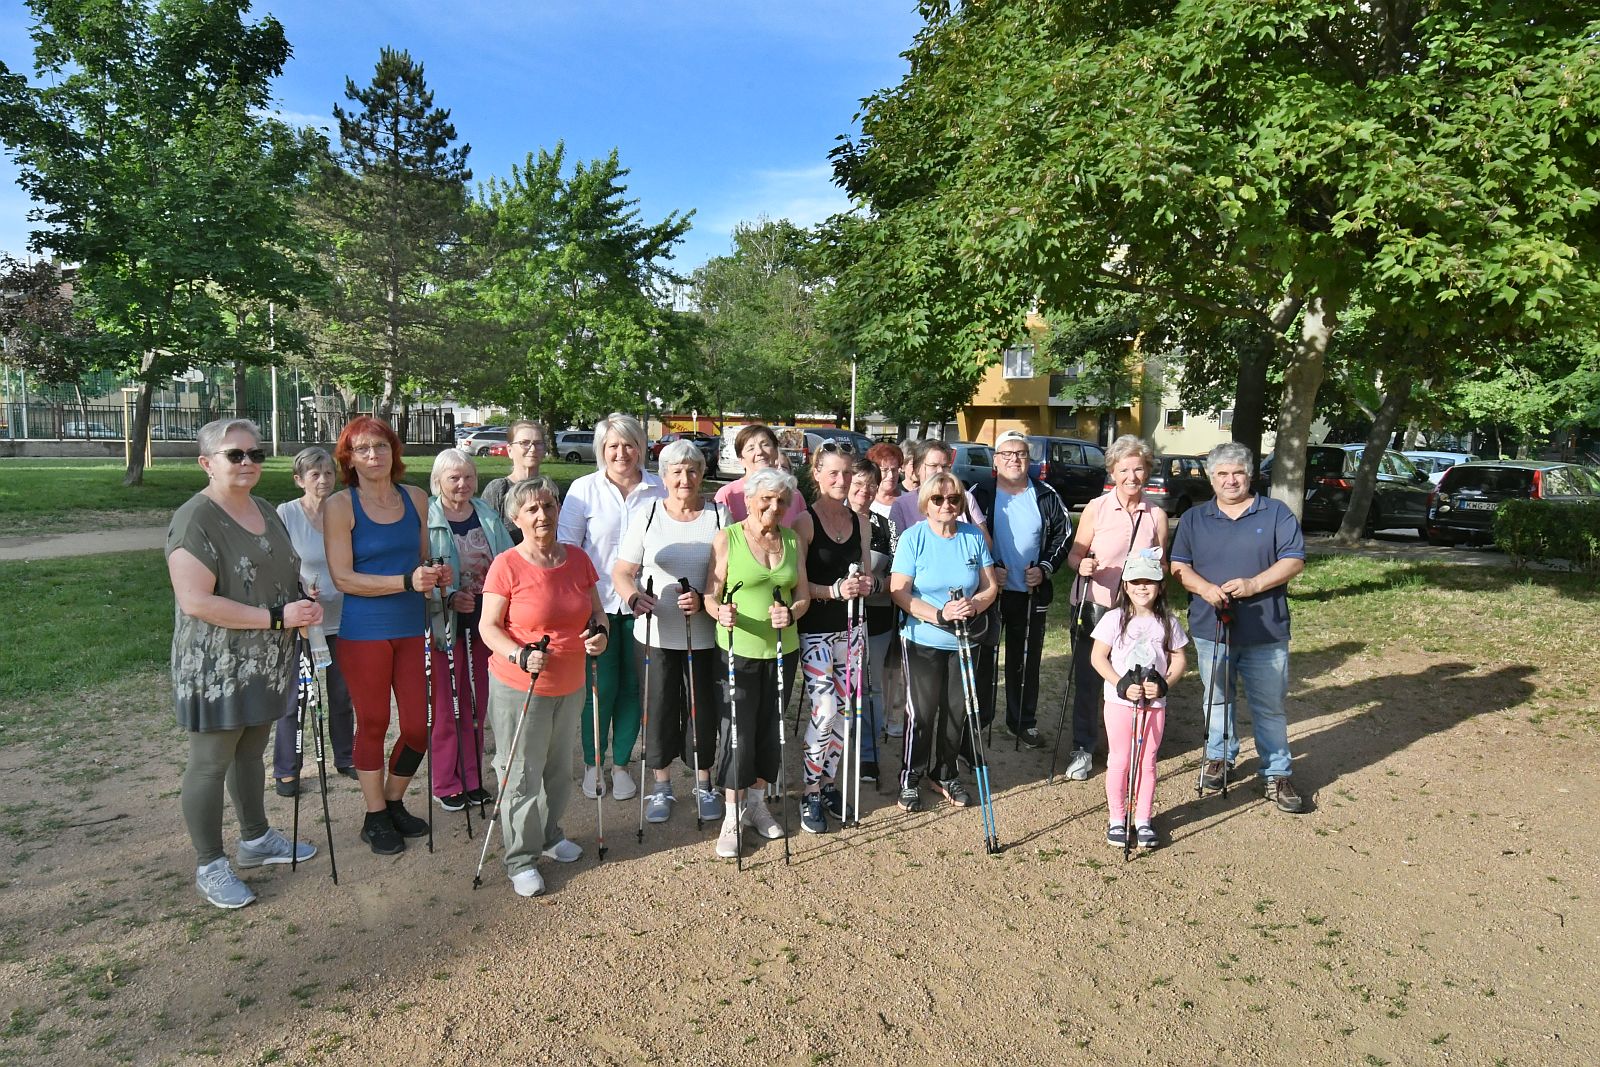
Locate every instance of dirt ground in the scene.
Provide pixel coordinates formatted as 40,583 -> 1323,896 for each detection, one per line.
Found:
0,635 -> 1594,1067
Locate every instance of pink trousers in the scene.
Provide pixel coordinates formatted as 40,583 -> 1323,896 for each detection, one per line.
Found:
1104,700 -> 1166,825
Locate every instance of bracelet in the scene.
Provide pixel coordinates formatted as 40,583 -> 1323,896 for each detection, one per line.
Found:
269,604 -> 285,631
934,605 -> 946,626
402,570 -> 415,593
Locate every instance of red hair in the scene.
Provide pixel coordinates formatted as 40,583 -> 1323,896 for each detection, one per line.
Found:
334,416 -> 407,486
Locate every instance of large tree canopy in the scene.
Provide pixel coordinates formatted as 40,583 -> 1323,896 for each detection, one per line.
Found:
838,0 -> 1600,512
0,0 -> 322,483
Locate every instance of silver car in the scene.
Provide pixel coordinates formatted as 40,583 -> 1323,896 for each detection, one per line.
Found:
554,430 -> 596,463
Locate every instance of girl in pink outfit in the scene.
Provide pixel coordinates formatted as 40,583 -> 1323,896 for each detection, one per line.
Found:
1089,552 -> 1187,850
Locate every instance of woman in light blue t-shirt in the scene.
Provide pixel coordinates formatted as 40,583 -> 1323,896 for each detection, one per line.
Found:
889,472 -> 998,814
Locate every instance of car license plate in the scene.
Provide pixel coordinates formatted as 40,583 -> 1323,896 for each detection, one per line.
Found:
1459,500 -> 1494,511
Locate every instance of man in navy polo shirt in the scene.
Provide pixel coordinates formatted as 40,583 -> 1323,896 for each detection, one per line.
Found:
1170,442 -> 1308,813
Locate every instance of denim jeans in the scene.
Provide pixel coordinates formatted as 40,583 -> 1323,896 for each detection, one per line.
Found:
1191,637 -> 1293,779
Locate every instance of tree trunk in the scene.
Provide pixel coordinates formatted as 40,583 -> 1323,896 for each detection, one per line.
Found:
233,360 -> 248,417
1335,373 -> 1413,545
1230,340 -> 1270,460
1269,296 -> 1337,520
122,380 -> 155,487
917,417 -> 930,439
896,418 -> 910,440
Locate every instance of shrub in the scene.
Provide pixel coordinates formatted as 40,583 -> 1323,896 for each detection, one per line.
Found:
1494,500 -> 1600,582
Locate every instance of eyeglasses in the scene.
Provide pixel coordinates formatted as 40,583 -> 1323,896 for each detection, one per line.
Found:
215,448 -> 266,465
352,442 -> 391,456
817,441 -> 857,456
512,440 -> 544,451
927,494 -> 960,507
995,450 -> 1028,461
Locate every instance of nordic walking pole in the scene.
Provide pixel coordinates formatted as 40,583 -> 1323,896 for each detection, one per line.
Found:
839,564 -> 858,829
1124,672 -> 1151,863
844,563 -> 865,828
1196,613 -> 1224,798
473,636 -> 550,889
1219,607 -> 1234,797
952,594 -> 999,854
987,612 -> 1000,748
721,581 -> 745,869
421,556 -> 443,853
438,584 -> 473,839
298,579 -> 336,882
1015,559 -> 1038,752
636,576 -> 655,845
585,620 -> 608,864
773,588 -> 793,865
679,576 -> 706,832
291,635 -> 307,872
1048,553 -> 1093,783
462,627 -> 487,818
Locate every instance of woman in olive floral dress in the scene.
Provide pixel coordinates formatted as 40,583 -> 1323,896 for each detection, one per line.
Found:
166,418 -> 322,909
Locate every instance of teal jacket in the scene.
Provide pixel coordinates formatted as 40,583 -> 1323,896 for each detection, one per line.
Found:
427,496 -> 515,601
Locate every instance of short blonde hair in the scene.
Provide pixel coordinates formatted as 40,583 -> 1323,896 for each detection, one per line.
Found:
1104,435 -> 1155,472
594,412 -> 647,471
917,472 -> 965,515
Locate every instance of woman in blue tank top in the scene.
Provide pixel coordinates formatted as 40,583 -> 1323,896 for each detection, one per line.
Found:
324,417 -> 452,856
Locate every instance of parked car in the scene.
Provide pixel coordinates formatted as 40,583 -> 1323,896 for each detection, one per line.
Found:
949,442 -> 994,488
650,431 -> 718,469
1259,444 -> 1433,535
1426,460 -> 1599,545
554,430 -> 596,464
1019,435 -> 1106,507
1403,449 -> 1481,486
63,421 -> 121,440
460,426 -> 508,456
1102,454 -> 1213,515
481,441 -> 509,458
795,429 -> 875,469
149,423 -> 197,441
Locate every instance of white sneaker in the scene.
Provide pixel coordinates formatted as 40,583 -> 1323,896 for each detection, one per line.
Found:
742,795 -> 784,840
510,869 -> 545,897
581,764 -> 605,799
715,814 -> 740,859
611,766 -> 637,801
1066,749 -> 1094,781
540,839 -> 583,863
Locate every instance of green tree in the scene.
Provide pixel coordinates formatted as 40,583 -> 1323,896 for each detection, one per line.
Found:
0,255 -> 88,386
839,0 -> 1600,514
472,143 -> 693,429
0,0 -> 322,484
304,47 -> 472,421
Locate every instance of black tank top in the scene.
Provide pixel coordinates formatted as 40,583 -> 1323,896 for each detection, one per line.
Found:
799,502 -> 862,634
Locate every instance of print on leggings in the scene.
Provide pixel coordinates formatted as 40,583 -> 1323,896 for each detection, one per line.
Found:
801,630 -> 861,787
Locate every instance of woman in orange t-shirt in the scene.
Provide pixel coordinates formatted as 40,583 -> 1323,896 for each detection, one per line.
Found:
478,476 -> 607,898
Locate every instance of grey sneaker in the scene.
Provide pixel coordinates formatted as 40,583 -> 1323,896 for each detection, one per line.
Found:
1066,749 -> 1094,781
540,839 -> 583,863
196,858 -> 255,909
236,828 -> 316,869
695,786 -> 724,822
742,796 -> 784,839
645,782 -> 674,824
1268,777 -> 1306,814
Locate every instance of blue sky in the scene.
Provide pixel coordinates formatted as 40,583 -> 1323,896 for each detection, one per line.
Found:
0,0 -> 922,273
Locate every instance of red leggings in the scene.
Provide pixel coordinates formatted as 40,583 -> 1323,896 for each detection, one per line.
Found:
339,636 -> 429,774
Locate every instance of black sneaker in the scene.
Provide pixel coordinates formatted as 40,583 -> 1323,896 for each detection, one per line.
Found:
821,784 -> 844,819
1135,824 -> 1159,849
1105,823 -> 1127,849
934,778 -> 973,808
386,800 -> 429,838
1200,759 -> 1232,792
860,760 -> 879,783
1015,727 -> 1043,749
360,812 -> 405,855
800,793 -> 827,834
336,767 -> 360,781
897,785 -> 922,812
275,778 -> 300,798
438,793 -> 467,812
466,787 -> 493,806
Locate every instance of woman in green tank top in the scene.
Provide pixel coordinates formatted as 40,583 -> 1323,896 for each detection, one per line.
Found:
706,467 -> 811,860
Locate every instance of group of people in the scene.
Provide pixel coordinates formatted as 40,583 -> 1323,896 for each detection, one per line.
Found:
167,414 -> 1309,910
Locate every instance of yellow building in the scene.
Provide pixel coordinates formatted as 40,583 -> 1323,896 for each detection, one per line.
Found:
956,339 -> 1140,446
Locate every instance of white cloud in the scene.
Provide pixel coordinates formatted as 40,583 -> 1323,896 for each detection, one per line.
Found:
701,163 -> 854,237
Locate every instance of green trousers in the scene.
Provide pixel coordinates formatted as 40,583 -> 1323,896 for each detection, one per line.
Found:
487,675 -> 582,876
181,723 -> 272,865
580,612 -> 641,767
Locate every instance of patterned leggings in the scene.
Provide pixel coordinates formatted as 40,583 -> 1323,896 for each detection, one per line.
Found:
800,629 -> 865,788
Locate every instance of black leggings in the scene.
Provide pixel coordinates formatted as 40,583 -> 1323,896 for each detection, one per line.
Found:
901,639 -> 971,785
716,650 -> 796,791
999,589 -> 1048,731
636,643 -> 721,777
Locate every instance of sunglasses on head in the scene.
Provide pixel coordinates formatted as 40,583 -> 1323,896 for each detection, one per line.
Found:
215,448 -> 266,465
817,440 -> 857,456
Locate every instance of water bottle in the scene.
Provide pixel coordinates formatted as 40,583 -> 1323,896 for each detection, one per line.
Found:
308,623 -> 333,670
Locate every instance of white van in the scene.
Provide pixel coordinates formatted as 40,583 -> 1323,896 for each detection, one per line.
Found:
717,424 -> 806,479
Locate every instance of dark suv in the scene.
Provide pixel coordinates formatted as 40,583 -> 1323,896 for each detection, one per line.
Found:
1022,435 -> 1106,507
1426,460 -> 1599,545
1259,444 -> 1432,535
1104,454 -> 1213,515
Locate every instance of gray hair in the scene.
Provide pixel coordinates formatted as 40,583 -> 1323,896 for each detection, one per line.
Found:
1207,441 -> 1255,474
429,447 -> 477,495
292,446 -> 333,477
594,412 -> 647,471
658,438 -> 706,474
1104,435 -> 1155,472
745,465 -> 797,503
502,474 -> 562,524
198,418 -> 260,456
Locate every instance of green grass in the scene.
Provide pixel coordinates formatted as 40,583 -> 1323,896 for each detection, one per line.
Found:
0,455 -> 597,536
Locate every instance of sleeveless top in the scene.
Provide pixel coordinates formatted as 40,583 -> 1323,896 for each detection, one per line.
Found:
799,502 -> 861,634
717,524 -> 799,660
340,486 -> 426,641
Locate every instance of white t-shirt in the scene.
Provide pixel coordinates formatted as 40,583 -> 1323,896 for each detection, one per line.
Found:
1090,609 -> 1189,708
617,501 -> 720,650
276,500 -> 343,633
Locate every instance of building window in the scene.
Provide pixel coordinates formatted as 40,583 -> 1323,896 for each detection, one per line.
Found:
1164,408 -> 1185,429
1219,408 -> 1234,431
1052,408 -> 1074,431
1002,345 -> 1035,379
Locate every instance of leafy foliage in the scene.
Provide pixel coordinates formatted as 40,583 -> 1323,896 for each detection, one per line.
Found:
1495,500 -> 1600,583
0,255 -> 88,384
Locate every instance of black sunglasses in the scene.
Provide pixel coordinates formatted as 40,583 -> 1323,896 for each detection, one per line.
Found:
927,493 -> 960,507
817,440 -> 857,455
215,448 -> 266,465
